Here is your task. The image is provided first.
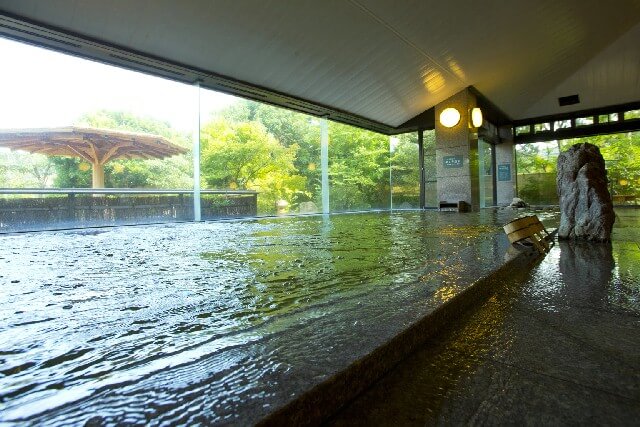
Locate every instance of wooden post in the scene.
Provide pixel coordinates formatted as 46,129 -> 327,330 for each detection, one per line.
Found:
92,162 -> 105,188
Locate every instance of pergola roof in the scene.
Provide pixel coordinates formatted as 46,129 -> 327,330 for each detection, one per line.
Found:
1,1 -> 640,132
0,126 -> 187,164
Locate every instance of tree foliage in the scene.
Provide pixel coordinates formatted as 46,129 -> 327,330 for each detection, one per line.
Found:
205,100 -> 411,213
391,132 -> 421,207
516,132 -> 640,204
4,100 -> 423,215
0,151 -> 55,188
213,101 -> 321,209
566,133 -> 640,197
200,118 -> 306,213
328,121 -> 391,210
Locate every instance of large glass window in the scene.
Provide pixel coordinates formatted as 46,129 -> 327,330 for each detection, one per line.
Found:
390,132 -> 420,209
197,97 -> 395,216
515,142 -> 561,205
515,132 -> 640,206
328,122 -> 391,212
0,37 -> 201,231
0,38 -> 194,190
423,130 -> 438,208
478,139 -> 495,208
198,97 -> 321,216
0,36 -> 415,231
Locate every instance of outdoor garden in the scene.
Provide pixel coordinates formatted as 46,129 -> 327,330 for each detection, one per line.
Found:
0,100 -> 424,216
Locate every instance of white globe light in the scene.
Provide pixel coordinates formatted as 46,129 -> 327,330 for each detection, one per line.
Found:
471,107 -> 483,128
439,107 -> 461,128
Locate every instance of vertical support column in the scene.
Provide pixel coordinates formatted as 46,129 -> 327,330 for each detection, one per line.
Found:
478,141 -> 487,207
469,136 -> 480,211
418,130 -> 425,209
193,81 -> 202,221
491,142 -> 498,205
434,88 -> 480,210
495,126 -> 516,205
320,118 -> 329,214
92,163 -> 105,188
389,136 -> 397,210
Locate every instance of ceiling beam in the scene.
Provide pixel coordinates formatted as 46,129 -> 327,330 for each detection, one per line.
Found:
513,101 -> 640,127
469,87 -> 512,127
513,101 -> 640,143
514,119 -> 640,144
392,107 -> 435,134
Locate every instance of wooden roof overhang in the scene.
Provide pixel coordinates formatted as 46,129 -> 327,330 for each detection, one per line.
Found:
0,126 -> 187,165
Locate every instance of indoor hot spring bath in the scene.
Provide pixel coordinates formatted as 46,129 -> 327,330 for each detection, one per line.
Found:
0,210 -> 557,425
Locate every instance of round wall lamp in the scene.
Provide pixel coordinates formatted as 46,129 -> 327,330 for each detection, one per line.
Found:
471,107 -> 483,128
439,107 -> 461,128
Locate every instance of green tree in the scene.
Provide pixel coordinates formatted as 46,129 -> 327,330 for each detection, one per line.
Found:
215,100 -> 321,206
0,151 -> 55,188
390,132 -> 420,207
49,157 -> 92,188
516,141 -> 566,204
516,142 -> 558,174
563,132 -> 640,197
208,99 -> 395,212
328,122 -> 390,211
200,118 -> 306,213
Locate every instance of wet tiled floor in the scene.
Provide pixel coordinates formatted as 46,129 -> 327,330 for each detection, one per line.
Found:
328,209 -> 640,426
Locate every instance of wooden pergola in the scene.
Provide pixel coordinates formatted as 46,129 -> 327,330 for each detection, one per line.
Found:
0,127 -> 188,188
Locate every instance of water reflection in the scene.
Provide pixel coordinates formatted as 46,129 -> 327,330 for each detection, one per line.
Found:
0,210 -> 548,424
559,241 -> 615,307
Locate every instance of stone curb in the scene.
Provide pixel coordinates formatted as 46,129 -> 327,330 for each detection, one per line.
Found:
258,232 -> 555,426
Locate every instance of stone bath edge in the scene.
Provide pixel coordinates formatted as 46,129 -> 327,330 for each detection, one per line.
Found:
257,230 -> 555,426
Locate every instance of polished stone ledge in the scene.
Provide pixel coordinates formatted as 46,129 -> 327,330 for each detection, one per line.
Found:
259,231 -> 553,426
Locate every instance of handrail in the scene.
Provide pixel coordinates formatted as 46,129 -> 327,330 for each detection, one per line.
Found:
0,188 -> 258,195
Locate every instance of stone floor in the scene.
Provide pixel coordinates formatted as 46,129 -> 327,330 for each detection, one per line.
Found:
327,209 -> 640,426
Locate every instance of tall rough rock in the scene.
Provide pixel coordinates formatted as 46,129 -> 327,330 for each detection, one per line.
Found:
556,143 -> 615,241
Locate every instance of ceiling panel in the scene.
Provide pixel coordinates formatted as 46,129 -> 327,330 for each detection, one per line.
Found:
522,21 -> 640,118
1,0 -> 640,128
356,0 -> 640,119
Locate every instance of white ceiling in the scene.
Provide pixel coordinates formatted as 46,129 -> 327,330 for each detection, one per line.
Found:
522,20 -> 640,118
1,0 -> 639,128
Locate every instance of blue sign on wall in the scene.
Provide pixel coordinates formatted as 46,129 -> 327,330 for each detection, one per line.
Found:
443,155 -> 464,168
498,163 -> 511,181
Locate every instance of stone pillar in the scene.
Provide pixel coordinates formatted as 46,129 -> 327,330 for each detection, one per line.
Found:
435,89 -> 479,210
495,126 -> 516,206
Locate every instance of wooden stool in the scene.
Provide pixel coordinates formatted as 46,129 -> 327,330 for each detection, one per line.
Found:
503,215 -> 551,254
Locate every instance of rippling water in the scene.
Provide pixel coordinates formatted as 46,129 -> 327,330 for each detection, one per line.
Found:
0,210 -> 557,425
